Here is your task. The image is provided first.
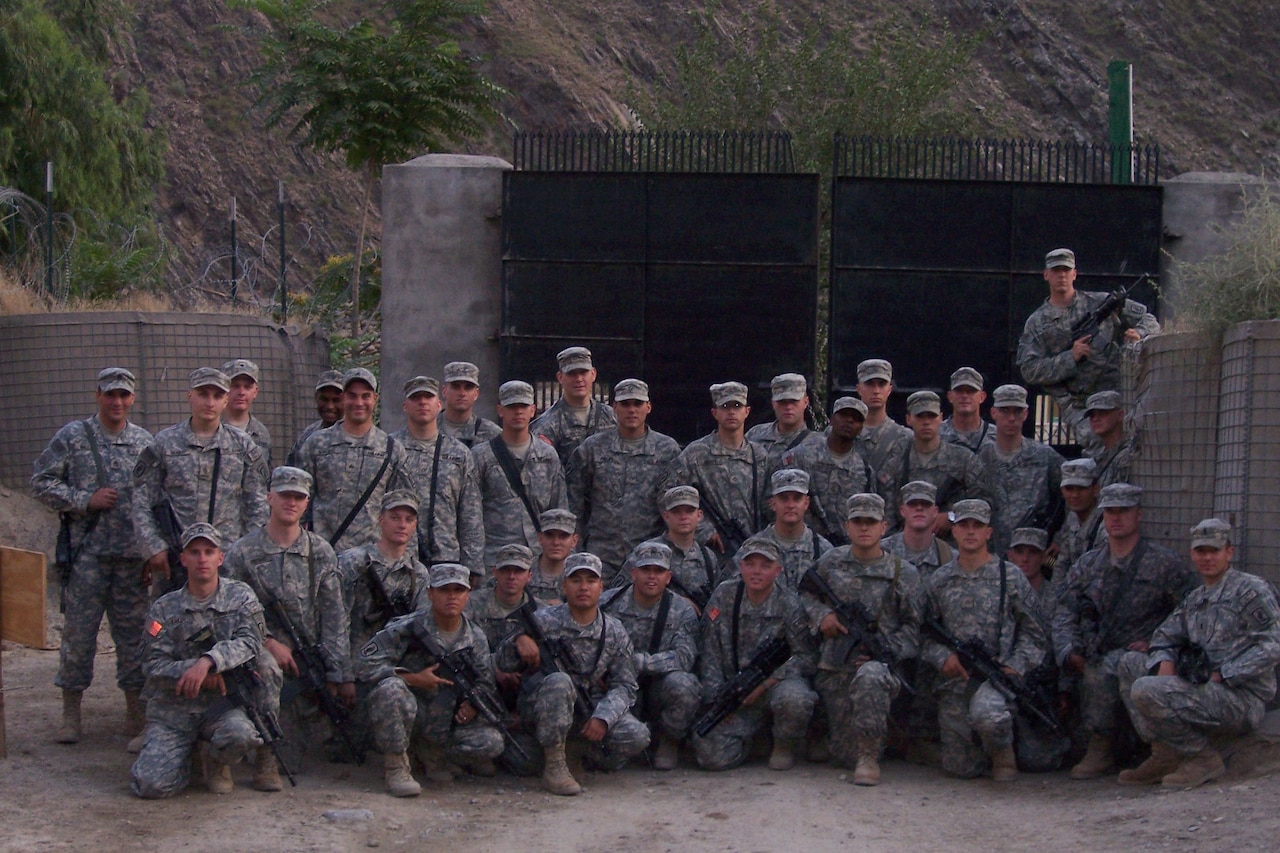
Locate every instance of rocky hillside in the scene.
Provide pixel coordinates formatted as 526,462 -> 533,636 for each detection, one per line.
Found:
116,0 -> 1280,299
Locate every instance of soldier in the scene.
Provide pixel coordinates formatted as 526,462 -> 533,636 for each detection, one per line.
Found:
1055,458 -> 1105,578
662,381 -> 769,559
801,493 -> 922,784
974,384 -> 1064,554
880,480 -> 954,578
693,536 -> 817,772
133,367 -> 269,595
1008,528 -> 1061,630
1084,390 -> 1132,488
357,563 -> 507,797
498,552 -> 651,795
526,509 -> 579,604
600,541 -> 701,770
636,486 -> 722,611
473,380 -> 568,568
532,346 -> 617,464
922,499 -> 1048,781
783,396 -> 874,546
130,523 -> 271,798
465,543 -> 539,705
1119,519 -> 1280,787
439,361 -> 501,449
853,358 -> 911,476
746,373 -> 822,466
221,359 -> 272,466
940,367 -> 995,453
391,375 -> 485,575
730,468 -> 833,593
1053,483 -> 1197,780
1016,247 -> 1159,454
566,378 -> 679,583
287,370 -> 344,466
32,367 -> 153,745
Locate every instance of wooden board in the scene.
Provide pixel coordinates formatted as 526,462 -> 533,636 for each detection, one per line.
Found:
1,546 -> 49,649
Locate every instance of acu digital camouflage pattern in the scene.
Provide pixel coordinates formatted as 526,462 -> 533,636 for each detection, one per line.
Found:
975,439 -> 1065,554
631,534 -> 723,609
745,421 -> 823,469
465,588 -> 540,650
880,533 -> 953,578
532,398 -> 618,465
472,437 -> 568,567
338,543 -> 432,653
294,424 -> 408,553
939,419 -> 996,453
390,428 -> 486,571
729,524 -> 833,594
782,438 -> 875,546
1091,438 -> 1133,489
855,419 -> 911,479
876,437 -> 985,529
239,415 -> 273,468
663,435 -> 771,550
439,414 -> 502,449
1053,506 -> 1107,580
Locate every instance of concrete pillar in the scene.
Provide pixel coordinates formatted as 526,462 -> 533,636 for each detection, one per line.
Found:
380,153 -> 512,432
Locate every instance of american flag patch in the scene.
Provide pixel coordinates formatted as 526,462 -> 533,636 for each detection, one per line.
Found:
147,620 -> 163,637
707,607 -> 720,621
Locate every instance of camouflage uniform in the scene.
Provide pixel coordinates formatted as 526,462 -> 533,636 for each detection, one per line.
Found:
566,427 -> 680,582
338,543 -> 432,654
440,414 -> 502,449
1018,573 -> 1072,772
663,435 -> 770,552
390,428 -> 485,572
922,557 -> 1048,778
939,419 -> 996,453
975,439 -> 1065,554
295,424 -> 408,553
1091,439 -> 1133,489
746,421 -> 823,469
693,579 -> 817,770
729,524 -> 833,594
287,419 -> 327,467
526,560 -> 567,605
238,415 -> 272,468
129,578 -> 268,798
881,533 -> 953,579
472,438 -> 567,567
600,585 -> 702,741
800,548 -> 922,768
783,436 -> 875,546
1054,506 -> 1106,579
32,414 -> 153,692
632,534 -> 722,610
877,437 -> 985,530
465,588 -> 539,651
531,398 -> 618,465
855,419 -> 911,478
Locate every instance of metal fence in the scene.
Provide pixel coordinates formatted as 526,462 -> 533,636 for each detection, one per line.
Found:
512,130 -> 796,173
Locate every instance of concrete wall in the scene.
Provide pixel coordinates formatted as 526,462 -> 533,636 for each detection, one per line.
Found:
380,154 -> 511,432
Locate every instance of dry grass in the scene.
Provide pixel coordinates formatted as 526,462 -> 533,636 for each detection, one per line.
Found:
0,273 -> 279,317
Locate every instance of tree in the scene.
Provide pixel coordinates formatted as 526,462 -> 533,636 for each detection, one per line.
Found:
236,0 -> 503,336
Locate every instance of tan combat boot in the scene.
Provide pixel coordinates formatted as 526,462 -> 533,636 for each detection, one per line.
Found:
207,761 -> 235,794
768,738 -> 796,771
1161,747 -> 1225,788
653,734 -> 680,771
1117,742 -> 1181,785
1069,734 -> 1114,780
55,690 -> 83,744
853,737 -> 882,786
123,690 -> 145,737
541,740 -> 583,796
990,745 -> 1019,782
384,752 -> 422,798
413,740 -> 457,784
252,747 -> 284,792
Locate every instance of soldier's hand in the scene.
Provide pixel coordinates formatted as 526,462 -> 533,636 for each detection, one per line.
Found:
329,681 -> 356,708
1066,653 -> 1086,675
1157,661 -> 1176,677
401,663 -> 453,692
819,613 -> 848,638
742,679 -> 774,707
87,487 -> 119,511
202,672 -> 227,695
1072,336 -> 1094,362
707,532 -> 725,554
454,701 -> 478,725
1126,640 -> 1150,653
176,656 -> 215,699
265,637 -> 299,677
1210,670 -> 1223,683
515,635 -> 541,668
142,552 -> 170,586
496,671 -> 522,692
931,514 -> 953,538
940,653 -> 969,681
1123,328 -> 1142,344
581,718 -> 607,742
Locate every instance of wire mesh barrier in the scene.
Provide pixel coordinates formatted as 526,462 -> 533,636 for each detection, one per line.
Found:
0,313 -> 329,488
512,130 -> 797,173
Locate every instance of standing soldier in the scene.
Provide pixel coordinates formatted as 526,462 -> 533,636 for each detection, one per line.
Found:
731,469 -> 833,593
566,378 -> 679,584
940,367 -> 995,453
1055,458 -> 1105,578
532,346 -> 618,464
637,486 -> 722,611
288,369 -> 345,465
221,359 -> 272,466
438,361 -> 502,449
746,373 -> 822,467
784,396 -> 874,546
1083,390 -> 1133,488
853,359 -> 911,476
133,367 -> 269,595
391,375 -> 485,575
32,367 -> 153,746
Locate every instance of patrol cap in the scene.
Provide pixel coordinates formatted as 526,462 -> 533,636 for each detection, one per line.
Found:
443,361 -> 480,386
1045,248 -> 1076,269
950,367 -> 984,391
832,396 -> 868,418
1085,390 -> 1123,414
899,480 -> 938,506
539,508 -> 578,534
498,380 -> 535,407
97,367 -> 136,394
381,489 -> 419,514
403,375 -> 440,398
180,522 -> 222,550
315,369 -> 345,392
1190,518 -> 1232,550
660,485 -> 700,511
495,543 -> 534,570
1010,528 -> 1049,551
770,468 -> 811,496
1098,483 -> 1143,509
847,492 -> 886,521
190,367 -> 231,392
1060,457 -> 1099,487
710,381 -> 749,406
429,562 -> 472,589
738,535 -> 781,563
270,465 -> 313,496
991,384 -> 1028,409
342,367 -> 378,392
629,541 -> 672,570
907,390 -> 942,416
950,499 -> 992,524
857,358 -> 893,383
770,373 -> 808,402
564,552 -> 604,578
222,359 -> 260,383
557,346 -> 594,373
613,378 -> 649,402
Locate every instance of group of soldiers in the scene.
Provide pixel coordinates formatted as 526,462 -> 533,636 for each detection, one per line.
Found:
29,247 -> 1280,800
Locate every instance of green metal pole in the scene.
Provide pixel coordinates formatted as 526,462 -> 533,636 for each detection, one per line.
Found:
1108,60 -> 1133,184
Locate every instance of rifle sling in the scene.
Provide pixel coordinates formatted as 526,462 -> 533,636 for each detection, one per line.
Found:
489,437 -> 542,533
207,447 -> 221,524
784,428 -> 811,452
422,434 -> 444,561
329,437 -> 396,548
730,579 -> 746,674
1095,539 -> 1149,651
603,585 -> 672,655
69,419 -> 107,559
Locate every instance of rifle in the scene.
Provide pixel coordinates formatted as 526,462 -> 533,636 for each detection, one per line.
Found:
699,497 -> 751,562
924,614 -> 1064,736
403,621 -> 532,765
1164,642 -> 1213,685
365,563 -> 413,622
797,567 -> 915,696
512,600 -> 596,722
693,635 -> 791,738
150,499 -> 186,593
266,599 -> 366,764
188,626 -> 296,786
1068,273 -> 1151,344
667,575 -> 711,611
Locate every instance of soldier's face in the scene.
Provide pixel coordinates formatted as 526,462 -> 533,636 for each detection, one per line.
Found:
662,505 -> 702,536
494,565 -> 530,600
380,507 -> 417,548
739,554 -> 782,595
952,518 -> 992,554
613,398 -> 651,432
1103,506 -> 1142,540
343,382 -> 378,426
188,385 -> 228,425
402,391 -> 442,427
498,402 -> 535,431
772,397 -> 807,429
1044,266 -> 1077,299
631,564 -> 671,600
711,401 -> 749,432
770,491 -> 809,525
1008,545 -> 1045,581
227,376 -> 259,415
443,380 -> 479,416
96,389 -> 135,427
946,386 -> 985,415
1191,544 -> 1232,585
558,368 -> 596,404
907,410 -> 941,442
857,379 -> 891,412
845,517 -> 887,552
268,490 -> 309,525
829,409 -> 864,440
1062,484 -> 1099,513
316,387 -> 344,424
563,570 -> 602,609
900,499 -> 938,533
538,529 -> 577,561
180,539 -> 223,583
429,583 -> 470,618
1088,407 -> 1124,438
992,405 -> 1027,439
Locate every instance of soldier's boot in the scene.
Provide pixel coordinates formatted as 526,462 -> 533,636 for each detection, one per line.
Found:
126,732 -> 146,754
990,745 -> 1019,783
384,752 -> 422,798
1117,742 -> 1181,785
55,690 -> 83,744
252,747 -> 284,792
768,738 -> 797,771
1161,747 -> 1225,788
653,734 -> 680,771
207,761 -> 235,794
541,740 -> 583,796
413,741 -> 456,784
1069,735 -> 1114,780
123,690 -> 145,737
853,737 -> 882,786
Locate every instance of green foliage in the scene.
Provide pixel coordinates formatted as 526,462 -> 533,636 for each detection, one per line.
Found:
309,250 -> 382,317
66,215 -> 170,299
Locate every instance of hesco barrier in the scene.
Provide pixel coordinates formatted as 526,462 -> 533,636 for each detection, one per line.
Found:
0,312 -> 329,489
